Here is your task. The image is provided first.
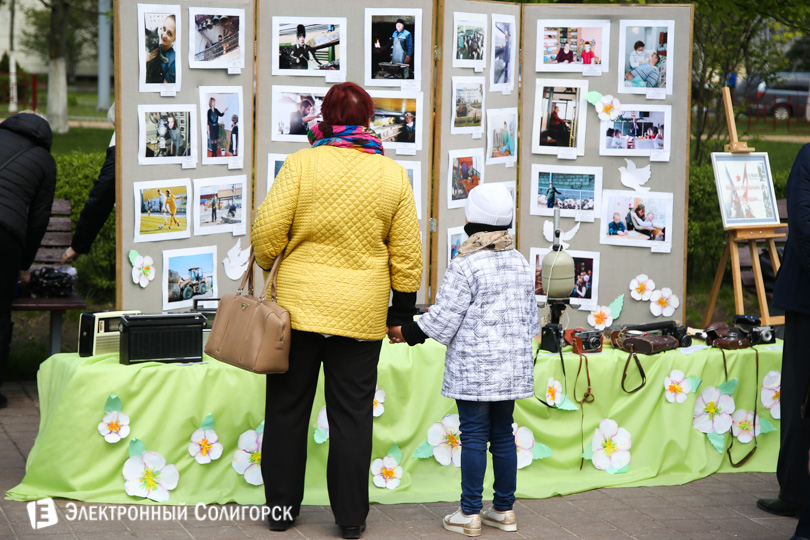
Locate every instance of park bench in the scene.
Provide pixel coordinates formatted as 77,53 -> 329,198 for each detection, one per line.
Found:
11,198 -> 86,356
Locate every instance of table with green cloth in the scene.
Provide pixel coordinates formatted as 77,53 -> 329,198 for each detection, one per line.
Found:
6,339 -> 783,505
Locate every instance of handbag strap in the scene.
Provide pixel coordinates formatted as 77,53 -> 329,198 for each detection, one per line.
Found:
259,251 -> 284,301
725,348 -> 760,468
621,349 -> 647,393
237,246 -> 255,296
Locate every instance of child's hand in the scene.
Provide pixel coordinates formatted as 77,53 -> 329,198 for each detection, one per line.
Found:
386,326 -> 404,344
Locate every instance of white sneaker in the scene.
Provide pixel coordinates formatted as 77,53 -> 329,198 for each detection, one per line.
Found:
443,508 -> 481,537
481,507 -> 517,532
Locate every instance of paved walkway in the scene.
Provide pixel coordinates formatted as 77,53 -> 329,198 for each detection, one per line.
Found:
0,380 -> 800,540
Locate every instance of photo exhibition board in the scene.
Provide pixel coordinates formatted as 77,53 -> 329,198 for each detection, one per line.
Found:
254,0 -> 436,302
432,0 -> 521,301
115,0 -> 255,312
519,4 -> 693,325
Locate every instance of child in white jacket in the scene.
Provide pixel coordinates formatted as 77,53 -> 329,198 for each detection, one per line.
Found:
388,183 -> 540,536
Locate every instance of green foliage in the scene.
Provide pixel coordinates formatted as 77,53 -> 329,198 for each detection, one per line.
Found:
786,35 -> 810,71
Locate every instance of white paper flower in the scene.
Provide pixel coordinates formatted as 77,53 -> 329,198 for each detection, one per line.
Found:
427,414 -> 462,467
664,370 -> 691,404
649,288 -> 679,317
587,306 -> 613,331
98,411 -> 130,444
546,377 -> 563,407
596,94 -> 621,121
591,419 -> 631,471
232,429 -> 263,485
131,255 -> 155,288
761,370 -> 781,420
317,405 -> 329,437
731,409 -> 761,444
629,274 -> 656,301
188,429 -> 224,465
693,386 -> 735,434
512,423 -> 536,470
373,386 -> 386,417
123,451 -> 179,502
371,456 -> 403,489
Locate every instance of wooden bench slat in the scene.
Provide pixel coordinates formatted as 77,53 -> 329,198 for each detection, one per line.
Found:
51,199 -> 71,215
11,294 -> 86,311
32,247 -> 66,263
40,231 -> 72,246
48,216 -> 72,232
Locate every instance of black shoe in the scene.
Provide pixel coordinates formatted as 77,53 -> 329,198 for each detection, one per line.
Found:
0,393 -> 7,409
268,518 -> 294,531
756,498 -> 801,517
339,524 -> 366,539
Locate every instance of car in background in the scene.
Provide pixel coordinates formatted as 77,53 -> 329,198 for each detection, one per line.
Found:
733,71 -> 810,119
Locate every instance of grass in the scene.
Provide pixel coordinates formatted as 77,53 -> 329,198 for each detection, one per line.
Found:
51,127 -> 114,155
0,89 -> 114,119
740,137 -> 805,174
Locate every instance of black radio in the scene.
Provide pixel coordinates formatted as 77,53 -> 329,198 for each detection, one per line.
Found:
119,312 -> 206,365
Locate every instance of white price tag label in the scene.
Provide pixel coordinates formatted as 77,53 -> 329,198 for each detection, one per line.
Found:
763,345 -> 783,351
227,66 -> 242,75
472,131 -> 483,140
502,87 -> 512,96
325,71 -> 346,84
582,64 -> 602,77
160,84 -> 176,97
232,221 -> 247,236
650,149 -> 670,162
557,147 -> 577,160
646,88 -> 667,100
651,242 -> 671,254
181,158 -> 196,169
575,210 -> 595,223
396,146 -> 416,156
401,80 -> 419,91
228,157 -> 243,170
474,61 -> 484,73
505,159 -> 515,168
578,302 -> 597,312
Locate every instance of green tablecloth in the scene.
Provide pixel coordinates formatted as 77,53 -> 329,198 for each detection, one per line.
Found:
6,340 -> 783,505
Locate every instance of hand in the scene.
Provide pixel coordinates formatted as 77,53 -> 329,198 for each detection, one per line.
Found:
386,326 -> 404,344
147,48 -> 158,63
61,247 -> 79,265
404,56 -> 412,64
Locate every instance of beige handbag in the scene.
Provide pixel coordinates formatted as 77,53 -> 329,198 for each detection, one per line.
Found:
204,248 -> 290,374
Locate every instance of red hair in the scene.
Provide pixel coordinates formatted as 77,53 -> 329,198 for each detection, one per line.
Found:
321,82 -> 375,126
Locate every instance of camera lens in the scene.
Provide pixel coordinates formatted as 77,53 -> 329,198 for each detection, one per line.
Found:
585,336 -> 600,349
759,328 -> 773,342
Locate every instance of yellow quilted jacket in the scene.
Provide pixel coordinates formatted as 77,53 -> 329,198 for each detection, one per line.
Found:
252,145 -> 423,340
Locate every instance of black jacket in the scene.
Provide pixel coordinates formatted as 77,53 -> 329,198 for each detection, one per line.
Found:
773,143 -> 810,315
71,145 -> 115,254
0,113 -> 56,269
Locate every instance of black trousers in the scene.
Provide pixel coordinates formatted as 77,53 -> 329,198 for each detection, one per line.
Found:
0,229 -> 23,393
261,330 -> 381,526
777,311 -> 810,505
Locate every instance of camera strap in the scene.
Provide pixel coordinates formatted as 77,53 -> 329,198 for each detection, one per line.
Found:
532,346 -> 568,408
575,352 -> 594,470
723,347 -> 759,468
621,349 -> 647,393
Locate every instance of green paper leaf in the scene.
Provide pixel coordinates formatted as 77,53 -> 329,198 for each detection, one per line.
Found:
758,416 -> 777,434
707,431 -> 725,454
718,378 -> 738,395
387,443 -> 403,465
608,294 -> 624,320
585,91 -> 603,106
128,438 -> 146,458
200,414 -> 215,431
607,464 -> 629,474
686,377 -> 702,393
257,420 -> 265,434
313,427 -> 328,445
128,250 -> 140,266
104,395 -> 122,413
413,440 -> 433,459
556,394 -> 580,411
532,442 -> 553,460
581,445 -> 594,460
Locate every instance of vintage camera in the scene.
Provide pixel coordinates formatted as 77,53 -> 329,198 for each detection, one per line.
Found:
620,320 -> 692,348
540,323 -> 564,353
572,329 -> 602,354
732,314 -> 776,345
670,325 -> 693,348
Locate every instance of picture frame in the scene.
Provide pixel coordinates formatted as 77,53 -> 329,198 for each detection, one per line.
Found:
711,152 -> 780,229
132,178 -> 192,243
447,226 -> 468,265
490,13 -> 517,92
485,107 -> 518,165
529,247 -> 601,307
395,160 -> 423,220
138,3 -> 182,93
367,89 -> 423,152
452,12 -> 487,69
599,104 -> 671,157
198,86 -> 244,165
532,78 -> 588,156
617,19 -> 675,95
530,163 -> 602,218
266,153 -> 289,195
447,148 -> 485,209
192,175 -> 248,237
450,76 -> 485,136
137,104 -> 197,166
536,19 -> 610,73
599,189 -> 673,249
365,8 -> 422,88
272,16 -> 347,77
188,7 -> 245,70
270,85 -> 327,142
163,245 -> 218,311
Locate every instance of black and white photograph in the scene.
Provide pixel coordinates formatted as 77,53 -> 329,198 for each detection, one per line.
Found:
396,160 -> 422,220
271,86 -> 327,142
530,248 -> 600,306
451,77 -> 485,135
447,148 -> 485,210
490,14 -> 517,92
133,179 -> 191,243
365,8 -> 422,87
530,164 -> 602,218
617,20 -> 675,95
137,104 -> 197,166
163,246 -> 218,311
536,19 -> 610,73
272,17 -> 346,77
453,12 -> 487,69
532,79 -> 588,156
599,104 -> 671,157
188,8 -> 245,70
267,153 -> 289,195
138,4 -> 182,92
199,86 -> 244,165
599,189 -> 673,249
485,107 -> 517,165
192,175 -> 247,237
368,90 -> 423,151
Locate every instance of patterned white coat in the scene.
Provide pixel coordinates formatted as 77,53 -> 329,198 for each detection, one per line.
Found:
417,248 -> 540,401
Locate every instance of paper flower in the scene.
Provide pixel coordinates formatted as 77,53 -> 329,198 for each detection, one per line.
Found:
232,429 -> 263,485
373,386 -> 386,417
664,370 -> 691,403
761,370 -> 781,420
545,377 -> 563,407
693,386 -> 735,434
371,456 -> 403,489
427,414 -> 462,467
188,429 -> 224,465
587,305 -> 613,331
98,411 -> 130,444
591,419 -> 631,471
123,451 -> 179,502
596,94 -> 621,121
731,409 -> 761,443
629,274 -> 656,301
513,423 -> 536,469
649,288 -> 679,317
131,255 -> 155,288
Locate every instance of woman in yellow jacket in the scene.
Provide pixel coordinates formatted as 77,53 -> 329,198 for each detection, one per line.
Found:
252,82 -> 422,538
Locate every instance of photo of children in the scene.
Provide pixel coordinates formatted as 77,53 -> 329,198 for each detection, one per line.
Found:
193,175 -> 247,236
133,179 -> 191,243
273,17 -> 346,76
599,189 -> 673,248
486,108 -> 518,165
711,153 -> 780,228
447,148 -> 485,209
447,226 -> 468,264
451,77 -> 485,135
137,104 -> 197,166
138,4 -> 182,92
532,79 -> 588,155
163,246 -> 218,311
271,86 -> 327,142
530,248 -> 600,306
368,90 -> 423,151
530,164 -> 602,217
188,8 -> 244,69
490,14 -> 517,91
617,20 -> 674,95
453,12 -> 487,68
199,86 -> 243,164
365,9 -> 421,86
536,19 -> 610,73
599,105 -> 671,157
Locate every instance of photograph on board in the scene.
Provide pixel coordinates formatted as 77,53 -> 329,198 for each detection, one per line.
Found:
447,226 -> 468,264
266,153 -> 289,195
451,77 -> 485,135
711,153 -> 780,229
193,175 -> 247,236
599,189 -> 673,249
137,104 -> 197,166
530,163 -> 602,218
368,90 -> 423,151
188,8 -> 245,69
447,148 -> 485,209
452,12 -> 487,69
536,19 -> 610,73
138,4 -> 182,92
532,78 -> 588,156
133,178 -> 191,243
396,160 -> 422,220
271,86 -> 327,142
599,104 -> 671,157
163,246 -> 218,311
490,14 -> 517,92
199,86 -> 244,164
530,248 -> 600,306
485,107 -> 518,165
272,17 -> 346,76
617,19 -> 674,95
365,8 -> 422,87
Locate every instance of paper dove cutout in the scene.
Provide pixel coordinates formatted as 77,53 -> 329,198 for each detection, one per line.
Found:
223,238 -> 251,280
618,159 -> 651,192
543,220 -> 581,250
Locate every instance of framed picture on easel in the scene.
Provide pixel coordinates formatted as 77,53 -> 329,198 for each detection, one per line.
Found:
711,152 -> 780,229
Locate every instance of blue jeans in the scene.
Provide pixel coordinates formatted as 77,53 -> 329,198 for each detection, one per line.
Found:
456,400 -> 517,515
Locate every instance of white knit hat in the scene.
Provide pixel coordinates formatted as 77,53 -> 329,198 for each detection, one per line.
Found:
465,183 -> 513,226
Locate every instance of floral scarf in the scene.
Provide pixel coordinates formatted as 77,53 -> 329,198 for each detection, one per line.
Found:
455,230 -> 515,258
307,123 -> 384,155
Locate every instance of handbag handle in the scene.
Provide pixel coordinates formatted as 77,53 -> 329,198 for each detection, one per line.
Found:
259,251 -> 284,301
237,246 -> 256,296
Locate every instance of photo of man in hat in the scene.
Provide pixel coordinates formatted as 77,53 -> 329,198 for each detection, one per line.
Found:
288,24 -> 322,69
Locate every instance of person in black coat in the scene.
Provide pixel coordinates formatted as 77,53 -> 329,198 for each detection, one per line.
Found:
0,113 -> 56,409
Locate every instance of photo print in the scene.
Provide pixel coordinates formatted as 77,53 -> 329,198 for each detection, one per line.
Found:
267,153 -> 289,195
451,77 -> 485,135
163,245 -> 218,311
271,86 -> 327,142
365,8 -> 422,87
536,19 -> 610,73
198,86 -> 244,164
617,20 -> 675,95
447,226 -> 468,264
133,178 -> 192,243
272,17 -> 347,77
396,160 -> 423,220
530,248 -> 600,306
453,12 -> 487,69
485,107 -> 518,165
490,14 -> 517,92
599,104 -> 672,157
193,175 -> 247,237
368,90 -> 423,151
188,7 -> 245,70
530,163 -> 602,218
532,78 -> 588,156
138,4 -> 182,92
599,189 -> 673,249
711,153 -> 780,228
137,104 -> 197,166
493,180 -> 516,236
447,148 -> 485,209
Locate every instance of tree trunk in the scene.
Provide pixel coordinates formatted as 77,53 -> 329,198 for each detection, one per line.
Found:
8,0 -> 17,113
46,0 -> 70,133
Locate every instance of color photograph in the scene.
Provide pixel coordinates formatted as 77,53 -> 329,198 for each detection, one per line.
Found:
530,248 -> 600,306
365,8 -> 422,87
192,175 -> 247,236
599,104 -> 672,157
453,12 -> 487,69
266,153 -> 289,195
272,17 -> 346,77
188,8 -> 245,70
599,189 -> 673,248
711,153 -> 780,228
396,160 -> 422,220
530,163 -> 602,218
368,90 -> 423,151
447,148 -> 485,209
536,19 -> 610,73
485,107 -> 518,165
271,86 -> 327,142
490,14 -> 517,92
137,104 -> 197,166
199,86 -> 244,164
532,79 -> 588,156
447,226 -> 468,264
617,20 -> 675,95
138,4 -> 182,92
163,246 -> 218,311
451,77 -> 485,135
133,179 -> 191,243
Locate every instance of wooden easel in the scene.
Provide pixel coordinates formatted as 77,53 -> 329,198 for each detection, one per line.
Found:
702,88 -> 785,327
